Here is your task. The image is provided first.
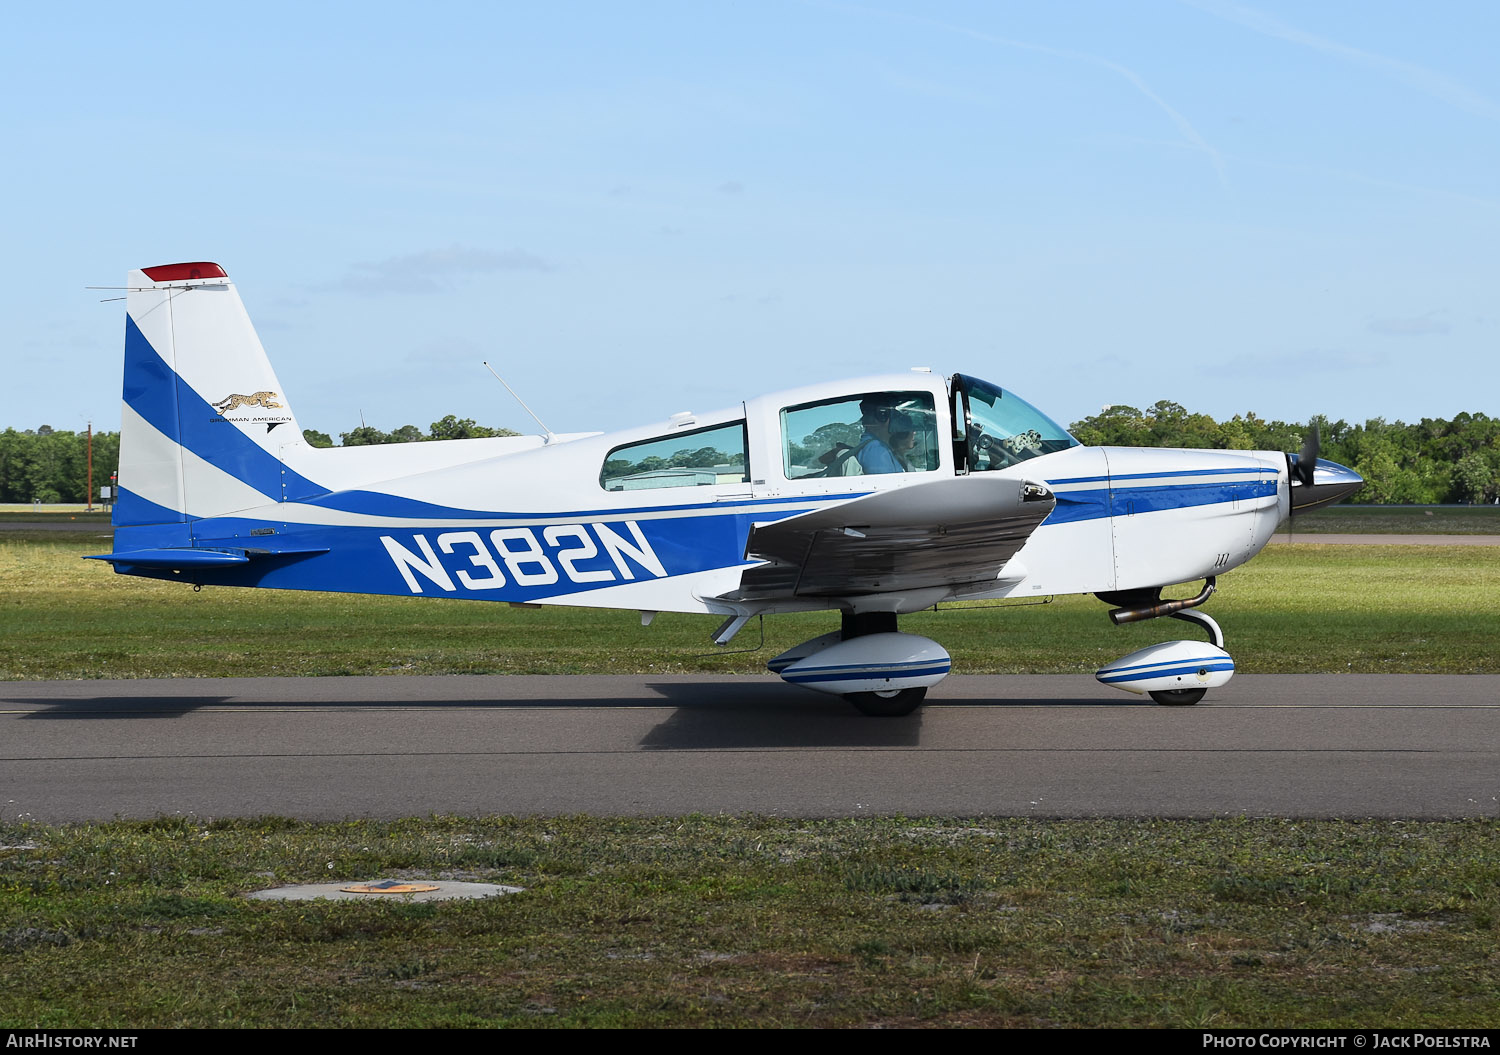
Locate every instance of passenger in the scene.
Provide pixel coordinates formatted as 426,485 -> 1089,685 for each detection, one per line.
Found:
889,424 -> 920,471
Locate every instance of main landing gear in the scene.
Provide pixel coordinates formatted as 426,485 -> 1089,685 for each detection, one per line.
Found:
844,688 -> 929,717
767,611 -> 950,717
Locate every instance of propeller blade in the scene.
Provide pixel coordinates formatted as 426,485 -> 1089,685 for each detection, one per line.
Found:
1292,424 -> 1320,489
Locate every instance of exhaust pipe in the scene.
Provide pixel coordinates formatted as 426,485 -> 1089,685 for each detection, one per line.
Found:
1102,577 -> 1216,626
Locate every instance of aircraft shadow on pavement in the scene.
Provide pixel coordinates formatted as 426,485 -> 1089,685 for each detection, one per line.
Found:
12,683 -> 1145,719
12,694 -> 713,719
933,694 -> 1154,708
16,697 -> 238,719
634,682 -> 1148,750
639,681 -> 924,749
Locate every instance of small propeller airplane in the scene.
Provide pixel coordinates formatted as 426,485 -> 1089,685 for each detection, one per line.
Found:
90,262 -> 1363,715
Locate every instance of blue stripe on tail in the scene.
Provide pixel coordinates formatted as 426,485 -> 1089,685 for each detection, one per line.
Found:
120,315 -> 326,509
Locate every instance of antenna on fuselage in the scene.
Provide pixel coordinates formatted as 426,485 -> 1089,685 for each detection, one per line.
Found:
483,361 -> 557,444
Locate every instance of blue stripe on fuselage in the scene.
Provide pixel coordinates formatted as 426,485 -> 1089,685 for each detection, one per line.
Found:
1045,478 -> 1278,526
1049,468 -> 1276,486
134,506 -> 815,602
300,488 -> 864,521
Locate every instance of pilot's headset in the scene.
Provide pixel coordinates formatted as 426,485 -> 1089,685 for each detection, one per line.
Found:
859,397 -> 897,427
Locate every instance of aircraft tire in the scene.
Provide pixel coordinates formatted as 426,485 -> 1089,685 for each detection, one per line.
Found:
1149,688 -> 1206,706
845,687 -> 927,717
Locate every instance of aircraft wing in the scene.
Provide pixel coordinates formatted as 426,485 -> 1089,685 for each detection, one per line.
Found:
733,475 -> 1055,599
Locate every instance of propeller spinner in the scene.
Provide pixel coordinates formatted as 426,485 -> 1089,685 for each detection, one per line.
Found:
1287,425 -> 1364,514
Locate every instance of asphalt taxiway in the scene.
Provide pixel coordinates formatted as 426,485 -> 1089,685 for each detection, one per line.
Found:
3,674 -> 1497,822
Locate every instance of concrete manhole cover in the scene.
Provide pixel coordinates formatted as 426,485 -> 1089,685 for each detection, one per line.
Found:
244,879 -> 523,902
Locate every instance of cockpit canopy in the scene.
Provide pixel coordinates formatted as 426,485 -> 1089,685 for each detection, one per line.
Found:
951,373 -> 1079,472
598,372 -> 1080,492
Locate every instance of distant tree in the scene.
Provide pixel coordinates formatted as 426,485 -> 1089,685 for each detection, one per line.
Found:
0,426 -> 119,503
803,421 -> 862,451
1065,403 -> 1500,504
339,425 -> 392,447
670,446 -> 729,468
429,414 -> 519,440
1352,435 -> 1417,504
1455,451 -> 1497,504
1068,405 -> 1147,446
5,403 -> 1496,504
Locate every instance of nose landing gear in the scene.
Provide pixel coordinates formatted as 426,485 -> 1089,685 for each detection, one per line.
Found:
1094,582 -> 1235,706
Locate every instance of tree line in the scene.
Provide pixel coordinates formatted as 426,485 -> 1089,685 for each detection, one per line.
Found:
3,405 -> 1496,505
0,416 -> 516,504
1068,401 -> 1500,505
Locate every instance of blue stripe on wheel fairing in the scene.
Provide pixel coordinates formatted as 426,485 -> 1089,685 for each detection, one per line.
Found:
1100,655 -> 1233,676
782,660 -> 952,684
1098,661 -> 1235,684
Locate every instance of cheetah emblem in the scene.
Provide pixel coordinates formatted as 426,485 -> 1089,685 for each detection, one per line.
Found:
213,391 -> 283,414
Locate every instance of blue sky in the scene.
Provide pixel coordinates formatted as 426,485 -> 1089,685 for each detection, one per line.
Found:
4,1 -> 1496,439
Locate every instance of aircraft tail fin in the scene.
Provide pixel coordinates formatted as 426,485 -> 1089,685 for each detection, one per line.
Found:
116,262 -> 323,528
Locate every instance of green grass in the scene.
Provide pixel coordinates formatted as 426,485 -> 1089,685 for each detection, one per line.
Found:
1286,504 -> 1500,534
3,534 -> 1498,1027
1,816 -> 1496,1028
1,538 -> 1496,679
0,507 -> 109,521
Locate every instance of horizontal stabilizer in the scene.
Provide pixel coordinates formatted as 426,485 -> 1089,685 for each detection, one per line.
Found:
87,548 -> 250,569
87,543 -> 330,571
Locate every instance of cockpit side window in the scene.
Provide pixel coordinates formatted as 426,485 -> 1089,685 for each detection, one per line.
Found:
953,374 -> 1079,472
600,421 -> 749,491
780,391 -> 939,479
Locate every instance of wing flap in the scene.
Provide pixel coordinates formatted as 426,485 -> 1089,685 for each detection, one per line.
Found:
734,475 -> 1054,599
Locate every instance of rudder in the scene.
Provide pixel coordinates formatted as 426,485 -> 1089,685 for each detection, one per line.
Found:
115,262 -> 323,528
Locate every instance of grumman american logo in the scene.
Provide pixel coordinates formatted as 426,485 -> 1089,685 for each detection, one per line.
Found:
380,521 -> 666,594
213,391 -> 283,413
211,390 -> 293,433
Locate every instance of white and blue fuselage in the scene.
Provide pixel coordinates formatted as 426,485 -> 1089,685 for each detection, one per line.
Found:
94,263 -> 1361,714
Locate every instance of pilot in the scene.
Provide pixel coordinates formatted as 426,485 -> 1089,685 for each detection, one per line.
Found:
854,398 -> 910,475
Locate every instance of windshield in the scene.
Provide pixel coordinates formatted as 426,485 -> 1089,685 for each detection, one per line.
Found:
953,374 -> 1079,472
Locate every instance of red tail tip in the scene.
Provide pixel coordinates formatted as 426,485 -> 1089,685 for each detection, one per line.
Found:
141,262 -> 228,282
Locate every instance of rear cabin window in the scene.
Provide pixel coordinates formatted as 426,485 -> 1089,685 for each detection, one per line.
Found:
600,421 -> 750,491
781,391 -> 939,479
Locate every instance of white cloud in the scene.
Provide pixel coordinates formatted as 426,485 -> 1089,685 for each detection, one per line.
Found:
323,245 -> 553,296
1205,348 -> 1390,377
1183,0 -> 1500,122
841,3 -> 1229,188
1369,313 -> 1450,337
